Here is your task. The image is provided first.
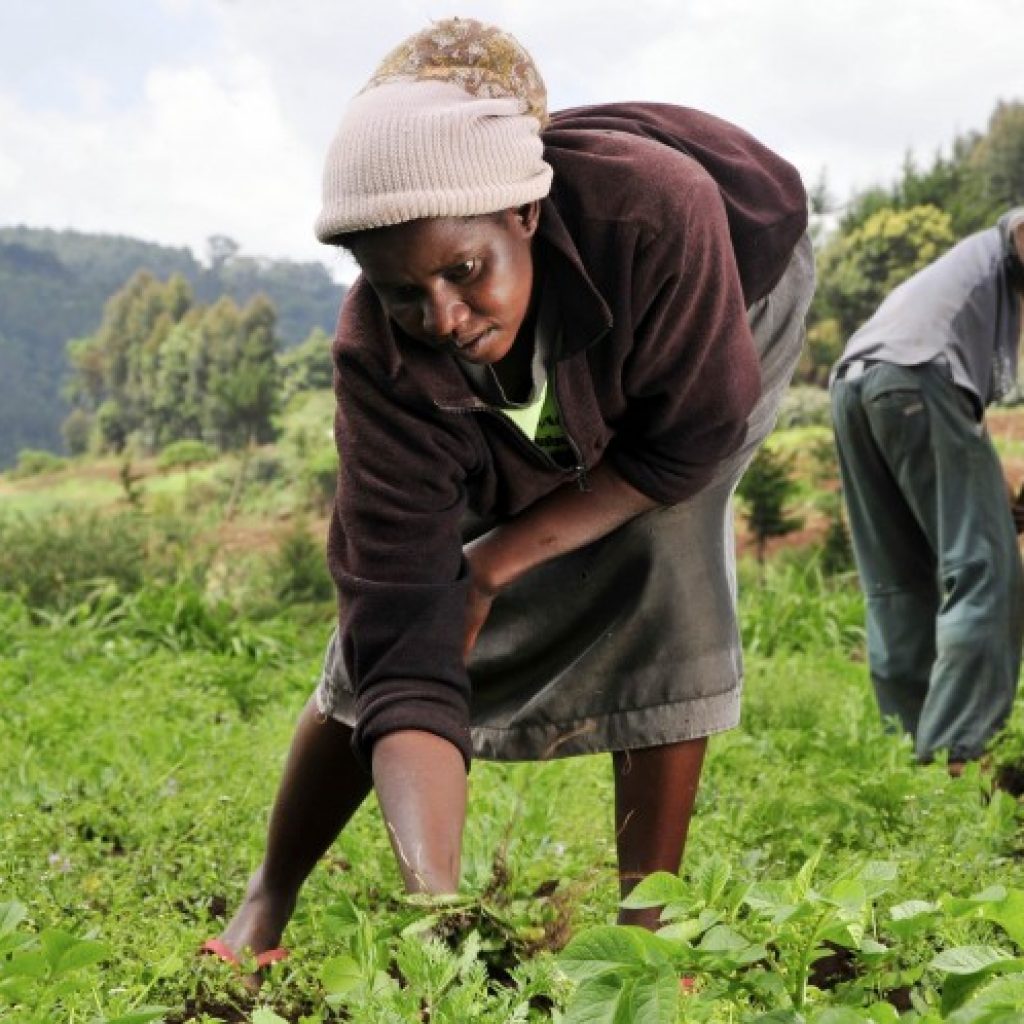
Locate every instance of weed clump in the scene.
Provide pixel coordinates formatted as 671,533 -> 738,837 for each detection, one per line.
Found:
157,439 -> 218,471
9,448 -> 69,479
0,508 -> 151,610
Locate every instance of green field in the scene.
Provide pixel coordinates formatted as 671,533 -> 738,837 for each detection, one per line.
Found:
3,411 -> 1024,1023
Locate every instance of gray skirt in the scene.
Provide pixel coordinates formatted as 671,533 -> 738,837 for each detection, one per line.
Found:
316,235 -> 815,761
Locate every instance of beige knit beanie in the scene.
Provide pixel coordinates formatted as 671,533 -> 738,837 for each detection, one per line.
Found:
314,17 -> 553,240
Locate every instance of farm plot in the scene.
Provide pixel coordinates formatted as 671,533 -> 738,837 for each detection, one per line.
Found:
2,562 -> 1024,1022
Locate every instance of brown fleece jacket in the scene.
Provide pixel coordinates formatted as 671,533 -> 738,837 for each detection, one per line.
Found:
326,102 -> 808,766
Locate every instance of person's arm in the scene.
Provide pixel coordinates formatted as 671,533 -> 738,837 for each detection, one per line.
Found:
462,460 -> 659,655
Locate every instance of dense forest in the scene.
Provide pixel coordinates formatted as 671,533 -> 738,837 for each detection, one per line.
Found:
0,228 -> 345,467
1,98 -> 1021,468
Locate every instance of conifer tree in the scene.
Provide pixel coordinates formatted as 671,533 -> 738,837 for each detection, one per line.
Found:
737,446 -> 804,565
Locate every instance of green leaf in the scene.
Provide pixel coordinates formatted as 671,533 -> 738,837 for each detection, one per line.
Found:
811,1009 -> 874,1023
251,1009 -> 291,1024
826,879 -> 867,914
0,903 -> 26,939
321,954 -> 363,996
562,973 -> 633,1024
793,849 -> 824,901
942,888 -> 1024,950
630,928 -> 678,967
656,918 -> 705,942
698,924 -> 754,953
103,1006 -> 171,1024
820,919 -> 865,950
931,946 -> 1017,975
858,937 -> 890,959
889,899 -> 942,940
945,973 -> 1024,1024
0,950 -> 47,980
982,890 -> 1024,949
863,1002 -> 901,1024
54,938 -> 110,974
323,895 -> 361,934
945,889 -> 1008,919
857,861 -> 898,893
559,926 -> 648,984
620,872 -> 687,910
629,969 -> 679,1024
692,856 -> 733,905
39,928 -> 77,968
933,947 -> 1024,1015
0,976 -> 40,1005
890,899 -> 940,921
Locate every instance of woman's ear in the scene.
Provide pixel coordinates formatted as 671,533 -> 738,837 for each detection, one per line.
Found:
516,201 -> 541,238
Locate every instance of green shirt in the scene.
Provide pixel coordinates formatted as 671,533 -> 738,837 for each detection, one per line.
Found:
456,280 -> 573,466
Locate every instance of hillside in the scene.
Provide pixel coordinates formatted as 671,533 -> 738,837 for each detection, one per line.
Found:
0,226 -> 346,468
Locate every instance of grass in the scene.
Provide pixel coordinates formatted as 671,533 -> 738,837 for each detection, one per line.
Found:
3,564 -> 1023,1022
4,408 -> 1024,1021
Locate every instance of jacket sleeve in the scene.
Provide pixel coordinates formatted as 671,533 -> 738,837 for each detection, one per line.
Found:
327,288 -> 479,768
604,171 -> 762,504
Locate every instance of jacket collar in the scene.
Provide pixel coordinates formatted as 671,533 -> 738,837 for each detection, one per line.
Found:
536,194 -> 614,356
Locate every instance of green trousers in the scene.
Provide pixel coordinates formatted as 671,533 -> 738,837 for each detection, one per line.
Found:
831,361 -> 1023,761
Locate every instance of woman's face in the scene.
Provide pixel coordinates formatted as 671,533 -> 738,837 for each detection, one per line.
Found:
347,204 -> 539,365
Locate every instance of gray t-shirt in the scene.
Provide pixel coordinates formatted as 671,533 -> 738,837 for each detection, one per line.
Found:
834,208 -> 1024,408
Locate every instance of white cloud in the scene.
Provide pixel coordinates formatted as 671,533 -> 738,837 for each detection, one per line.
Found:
0,48 -> 325,264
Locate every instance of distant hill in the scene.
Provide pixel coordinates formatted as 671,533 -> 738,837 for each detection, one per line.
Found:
0,226 -> 346,468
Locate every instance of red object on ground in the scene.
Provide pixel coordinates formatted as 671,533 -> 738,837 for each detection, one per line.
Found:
200,937 -> 289,969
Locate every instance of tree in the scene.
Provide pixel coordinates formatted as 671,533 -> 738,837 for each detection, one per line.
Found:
279,327 -> 334,402
152,322 -> 203,446
815,204 -> 955,340
233,294 -> 280,446
971,100 -> 1024,211
206,234 -> 240,270
60,408 -> 92,456
200,294 -> 280,448
737,446 -> 804,565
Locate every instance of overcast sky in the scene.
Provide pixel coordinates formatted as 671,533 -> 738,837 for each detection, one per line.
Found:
1,0 -> 1019,280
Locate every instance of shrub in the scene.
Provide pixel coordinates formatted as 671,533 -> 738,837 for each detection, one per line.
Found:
0,507 -> 196,611
775,385 -> 833,430
302,444 -> 338,512
9,448 -> 68,479
270,520 -> 334,605
158,439 -> 218,471
61,408 -> 93,456
250,452 -> 284,483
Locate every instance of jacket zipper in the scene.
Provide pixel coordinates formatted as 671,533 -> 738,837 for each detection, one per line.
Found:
435,400 -> 590,492
550,365 -> 589,492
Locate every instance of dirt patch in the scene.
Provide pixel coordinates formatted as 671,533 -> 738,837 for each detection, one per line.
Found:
206,514 -> 330,558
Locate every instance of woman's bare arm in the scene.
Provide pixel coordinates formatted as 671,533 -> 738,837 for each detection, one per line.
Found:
462,461 -> 661,655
